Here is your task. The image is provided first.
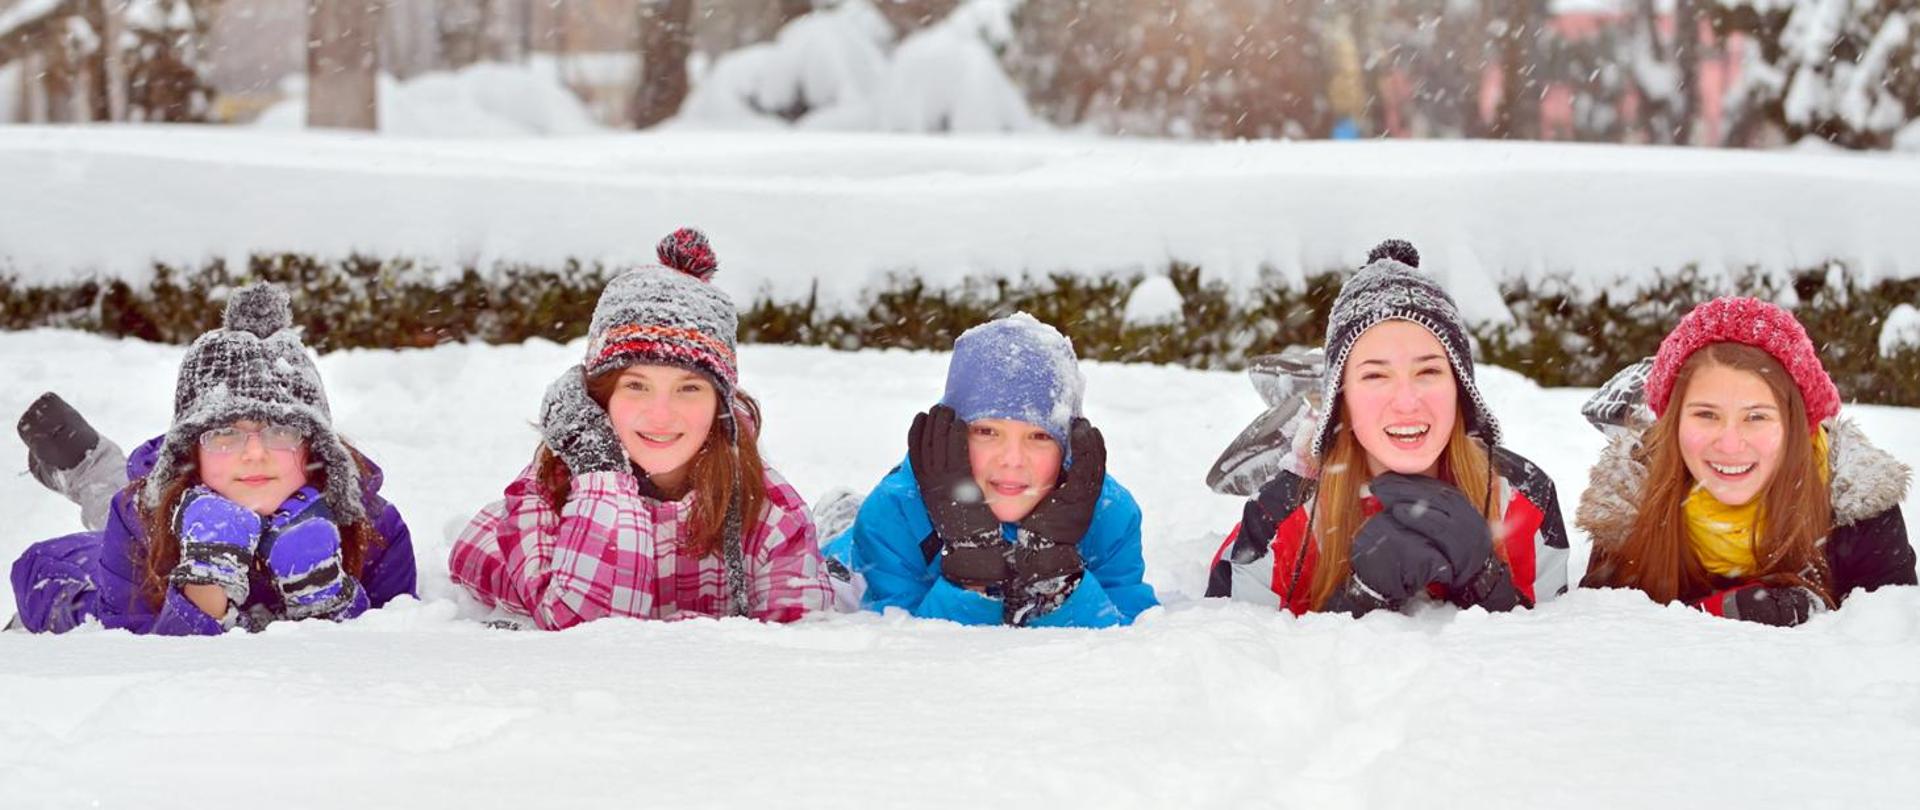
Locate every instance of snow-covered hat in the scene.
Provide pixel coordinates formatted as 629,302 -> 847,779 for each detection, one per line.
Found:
143,284 -> 365,523
1646,296 -> 1839,429
583,227 -> 740,434
939,313 -> 1085,448
1312,239 -> 1499,459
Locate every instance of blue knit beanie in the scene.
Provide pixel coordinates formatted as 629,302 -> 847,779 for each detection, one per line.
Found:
939,313 -> 1084,447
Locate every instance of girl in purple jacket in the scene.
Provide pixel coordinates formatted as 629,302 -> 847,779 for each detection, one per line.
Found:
8,284 -> 417,635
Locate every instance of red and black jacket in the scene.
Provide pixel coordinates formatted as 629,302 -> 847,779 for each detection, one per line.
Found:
1207,446 -> 1571,615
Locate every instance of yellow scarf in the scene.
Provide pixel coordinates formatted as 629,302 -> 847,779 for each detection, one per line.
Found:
1684,427 -> 1830,578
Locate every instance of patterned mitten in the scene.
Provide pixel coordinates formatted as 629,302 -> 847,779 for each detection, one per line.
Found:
170,487 -> 265,608
263,487 -> 360,620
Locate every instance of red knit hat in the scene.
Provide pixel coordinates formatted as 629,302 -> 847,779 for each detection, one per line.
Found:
1645,297 -> 1840,428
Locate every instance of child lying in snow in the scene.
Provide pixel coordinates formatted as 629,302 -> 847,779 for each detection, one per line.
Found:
448,228 -> 832,629
1576,296 -> 1916,626
821,313 -> 1159,628
1205,240 -> 1571,616
9,284 -> 417,634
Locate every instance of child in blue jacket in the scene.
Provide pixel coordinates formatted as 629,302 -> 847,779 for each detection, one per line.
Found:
8,284 -> 417,634
823,313 -> 1157,627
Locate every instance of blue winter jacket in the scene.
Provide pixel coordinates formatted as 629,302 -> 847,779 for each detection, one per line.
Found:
823,459 -> 1158,627
10,436 -> 417,635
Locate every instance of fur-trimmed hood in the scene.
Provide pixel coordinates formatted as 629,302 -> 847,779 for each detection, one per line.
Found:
1577,418 -> 1911,552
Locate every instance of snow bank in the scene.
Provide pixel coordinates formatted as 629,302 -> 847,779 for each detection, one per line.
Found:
676,0 -> 1037,133
4,129 -> 1919,318
1882,303 -> 1920,358
252,61 -> 604,137
1,329 -> 1918,807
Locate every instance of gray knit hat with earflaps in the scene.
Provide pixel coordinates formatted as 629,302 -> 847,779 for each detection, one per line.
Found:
1311,240 -> 1500,461
141,284 -> 365,525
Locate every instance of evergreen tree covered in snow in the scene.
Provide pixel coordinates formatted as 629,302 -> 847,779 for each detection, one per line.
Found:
125,0 -> 215,122
1714,0 -> 1920,149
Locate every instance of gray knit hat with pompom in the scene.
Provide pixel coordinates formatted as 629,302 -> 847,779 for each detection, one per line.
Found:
142,284 -> 365,524
1311,239 -> 1500,460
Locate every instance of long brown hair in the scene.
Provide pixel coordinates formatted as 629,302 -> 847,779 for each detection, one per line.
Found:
1589,343 -> 1833,605
138,442 -> 383,611
1307,398 -> 1498,609
535,371 -> 768,559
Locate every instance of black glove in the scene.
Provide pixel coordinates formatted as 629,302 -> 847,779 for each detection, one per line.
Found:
1006,419 -> 1104,625
908,405 -> 1008,590
1346,510 -> 1453,608
1718,584 -> 1822,627
1369,473 -> 1495,593
540,365 -> 627,475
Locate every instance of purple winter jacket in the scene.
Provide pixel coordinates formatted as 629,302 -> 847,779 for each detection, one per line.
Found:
11,436 -> 417,635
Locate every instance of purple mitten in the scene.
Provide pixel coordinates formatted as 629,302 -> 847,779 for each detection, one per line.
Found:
263,487 -> 360,620
170,487 -> 264,607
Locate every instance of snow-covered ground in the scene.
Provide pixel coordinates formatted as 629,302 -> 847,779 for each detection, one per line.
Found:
5,127 -> 1920,325
2,329 -> 1917,808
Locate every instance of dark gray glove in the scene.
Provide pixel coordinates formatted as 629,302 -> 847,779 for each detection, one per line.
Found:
540,365 -> 627,475
1370,473 -> 1494,593
1346,510 -> 1453,609
908,405 -> 1009,590
1718,584 -> 1823,627
1006,418 -> 1104,625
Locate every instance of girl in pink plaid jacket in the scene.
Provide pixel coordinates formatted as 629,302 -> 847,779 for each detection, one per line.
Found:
448,229 -> 832,629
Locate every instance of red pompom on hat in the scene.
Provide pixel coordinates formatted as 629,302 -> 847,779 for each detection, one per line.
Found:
656,226 -> 718,282
1645,296 -> 1840,429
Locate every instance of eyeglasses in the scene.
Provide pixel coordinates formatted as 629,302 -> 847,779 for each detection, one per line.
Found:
198,423 -> 307,455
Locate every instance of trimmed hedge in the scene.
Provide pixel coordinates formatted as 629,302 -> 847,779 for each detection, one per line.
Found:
4,254 -> 1917,406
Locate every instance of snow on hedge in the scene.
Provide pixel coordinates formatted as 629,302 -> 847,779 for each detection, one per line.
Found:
4,128 -> 1920,325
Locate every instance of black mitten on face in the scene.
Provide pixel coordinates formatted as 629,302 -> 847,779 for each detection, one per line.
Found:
909,405 -> 1009,590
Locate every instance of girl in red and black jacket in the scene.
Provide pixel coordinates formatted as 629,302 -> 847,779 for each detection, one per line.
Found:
1206,241 -> 1570,616
1577,297 -> 1914,626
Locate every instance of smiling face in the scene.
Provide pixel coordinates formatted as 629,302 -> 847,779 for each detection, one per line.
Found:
195,419 -> 311,515
601,365 -> 718,493
965,417 -> 1063,523
1340,320 -> 1460,478
1676,363 -> 1786,507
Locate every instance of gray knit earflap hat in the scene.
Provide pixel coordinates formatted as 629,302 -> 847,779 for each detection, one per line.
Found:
142,284 -> 365,525
1311,239 -> 1500,460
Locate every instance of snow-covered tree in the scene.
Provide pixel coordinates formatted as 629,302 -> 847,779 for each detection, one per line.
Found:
123,0 -> 215,122
1714,0 -> 1920,149
677,0 -> 1034,133
1007,0 -> 1337,139
0,0 -> 214,123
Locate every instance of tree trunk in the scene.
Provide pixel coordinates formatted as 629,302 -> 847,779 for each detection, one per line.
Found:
308,0 -> 382,130
632,0 -> 693,128
1672,0 -> 1700,145
778,0 -> 812,27
1487,0 -> 1543,140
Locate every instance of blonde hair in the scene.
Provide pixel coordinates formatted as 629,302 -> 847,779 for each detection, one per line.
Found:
1307,404 -> 1498,609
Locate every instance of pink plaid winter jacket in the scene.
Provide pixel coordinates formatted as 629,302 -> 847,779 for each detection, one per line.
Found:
449,464 -> 831,629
